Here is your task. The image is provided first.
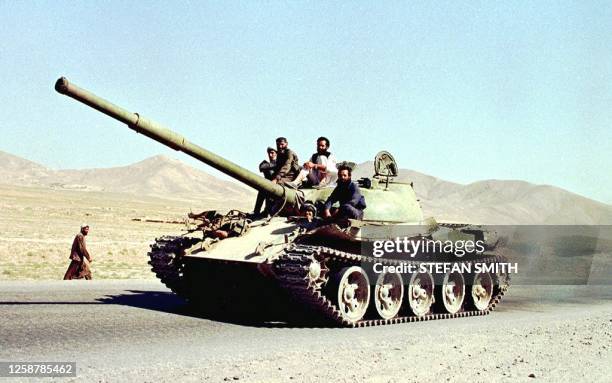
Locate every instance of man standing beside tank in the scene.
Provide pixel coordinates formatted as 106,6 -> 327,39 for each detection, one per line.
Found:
323,165 -> 366,220
63,224 -> 93,280
294,136 -> 337,187
252,147 -> 277,217
272,137 -> 300,185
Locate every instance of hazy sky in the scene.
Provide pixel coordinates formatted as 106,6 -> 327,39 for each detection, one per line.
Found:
1,2 -> 610,203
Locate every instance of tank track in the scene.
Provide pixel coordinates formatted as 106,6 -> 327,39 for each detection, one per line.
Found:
148,236 -> 509,327
147,235 -> 193,297
273,244 -> 510,327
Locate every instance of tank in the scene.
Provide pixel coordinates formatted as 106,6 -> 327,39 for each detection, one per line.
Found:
55,77 -> 509,326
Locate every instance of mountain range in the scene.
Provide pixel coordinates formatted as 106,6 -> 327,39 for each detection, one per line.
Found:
0,151 -> 252,204
2,150 -> 611,224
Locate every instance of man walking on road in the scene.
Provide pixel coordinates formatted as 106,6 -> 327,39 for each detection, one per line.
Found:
63,224 -> 93,280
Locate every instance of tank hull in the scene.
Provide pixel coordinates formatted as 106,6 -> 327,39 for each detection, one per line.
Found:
149,220 -> 509,327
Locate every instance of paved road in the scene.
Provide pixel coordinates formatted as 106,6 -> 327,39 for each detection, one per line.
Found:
1,280 -> 610,382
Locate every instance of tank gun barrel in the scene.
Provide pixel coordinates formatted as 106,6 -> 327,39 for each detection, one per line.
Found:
54,77 -> 297,206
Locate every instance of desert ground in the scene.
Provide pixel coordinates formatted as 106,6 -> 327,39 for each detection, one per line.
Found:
0,184 -> 250,280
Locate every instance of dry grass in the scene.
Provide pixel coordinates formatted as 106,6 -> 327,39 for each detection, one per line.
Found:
0,184 -> 249,280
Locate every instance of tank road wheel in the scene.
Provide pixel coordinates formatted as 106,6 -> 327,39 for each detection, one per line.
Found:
334,266 -> 370,323
373,272 -> 404,320
469,272 -> 493,311
407,272 -> 435,317
306,258 -> 329,289
435,271 -> 466,314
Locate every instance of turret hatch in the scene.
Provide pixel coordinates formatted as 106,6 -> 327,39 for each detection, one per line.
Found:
374,151 -> 398,178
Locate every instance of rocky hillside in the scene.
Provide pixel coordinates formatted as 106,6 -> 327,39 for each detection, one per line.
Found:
0,151 -> 253,203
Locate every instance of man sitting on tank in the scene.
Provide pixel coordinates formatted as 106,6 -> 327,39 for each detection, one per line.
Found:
252,146 -> 277,217
322,164 -> 366,220
293,136 -> 337,188
271,137 -> 301,185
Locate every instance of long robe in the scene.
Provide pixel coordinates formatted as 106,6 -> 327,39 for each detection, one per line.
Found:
63,233 -> 92,280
